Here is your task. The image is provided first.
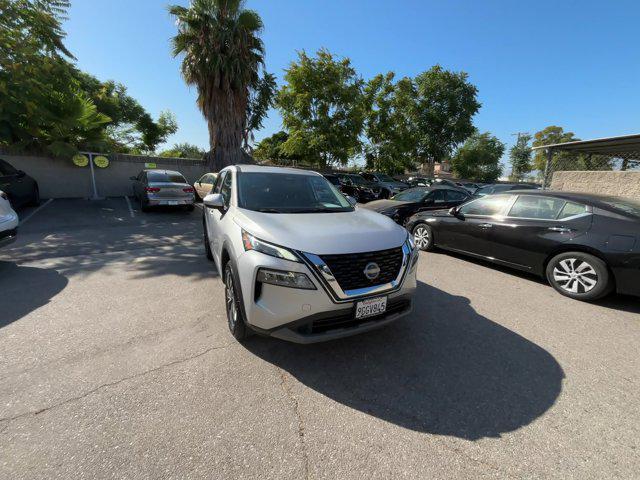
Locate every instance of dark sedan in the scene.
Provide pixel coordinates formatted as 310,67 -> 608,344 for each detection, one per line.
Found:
0,157 -> 40,208
406,190 -> 640,301
335,173 -> 381,203
362,185 -> 471,226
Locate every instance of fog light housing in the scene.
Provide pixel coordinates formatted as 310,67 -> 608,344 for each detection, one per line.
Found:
256,268 -> 316,290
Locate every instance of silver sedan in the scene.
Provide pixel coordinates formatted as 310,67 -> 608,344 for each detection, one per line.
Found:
131,169 -> 195,212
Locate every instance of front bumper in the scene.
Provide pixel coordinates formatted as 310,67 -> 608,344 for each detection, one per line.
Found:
237,245 -> 418,343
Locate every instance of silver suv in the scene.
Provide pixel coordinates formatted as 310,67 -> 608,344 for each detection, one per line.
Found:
202,165 -> 418,343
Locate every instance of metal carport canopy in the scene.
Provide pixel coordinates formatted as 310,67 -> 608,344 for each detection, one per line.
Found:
532,133 -> 640,155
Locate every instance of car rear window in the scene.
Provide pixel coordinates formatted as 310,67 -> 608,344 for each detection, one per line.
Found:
147,171 -> 186,183
598,196 -> 640,217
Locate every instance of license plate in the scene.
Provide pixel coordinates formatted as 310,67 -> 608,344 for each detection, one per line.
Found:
167,201 -> 178,205
355,296 -> 387,319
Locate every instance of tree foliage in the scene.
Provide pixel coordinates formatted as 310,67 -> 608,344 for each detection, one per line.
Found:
158,142 -> 206,159
363,72 -> 417,173
169,0 -> 273,169
451,132 -> 504,182
532,126 -> 579,171
0,0 -> 177,156
412,66 -> 480,174
253,131 -> 297,164
509,134 -> 532,181
277,49 -> 366,168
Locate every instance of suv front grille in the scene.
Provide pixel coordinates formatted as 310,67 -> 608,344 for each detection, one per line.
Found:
320,247 -> 403,291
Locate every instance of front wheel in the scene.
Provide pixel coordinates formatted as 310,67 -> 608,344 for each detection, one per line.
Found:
546,252 -> 612,301
412,223 -> 434,251
224,263 -> 248,341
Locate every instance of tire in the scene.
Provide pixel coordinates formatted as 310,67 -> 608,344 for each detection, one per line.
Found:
546,252 -> 612,301
224,263 -> 248,341
412,223 -> 434,251
203,220 -> 214,261
29,184 -> 40,207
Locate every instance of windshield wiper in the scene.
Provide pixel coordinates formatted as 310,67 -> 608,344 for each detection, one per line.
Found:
255,208 -> 283,213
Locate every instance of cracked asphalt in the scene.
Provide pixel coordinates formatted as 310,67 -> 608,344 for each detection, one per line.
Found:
1,198 -> 639,479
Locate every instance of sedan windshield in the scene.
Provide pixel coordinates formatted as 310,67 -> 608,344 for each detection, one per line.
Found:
391,188 -> 428,202
237,172 -> 353,213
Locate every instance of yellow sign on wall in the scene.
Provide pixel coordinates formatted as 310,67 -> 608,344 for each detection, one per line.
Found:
72,154 -> 89,167
93,155 -> 109,168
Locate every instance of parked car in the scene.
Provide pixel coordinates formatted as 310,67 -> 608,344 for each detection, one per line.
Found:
473,183 -> 539,197
362,185 -> 471,226
0,190 -> 18,248
131,169 -> 195,212
0,158 -> 39,208
335,173 -> 381,203
405,176 -> 432,187
194,172 -> 218,200
201,165 -> 418,343
360,172 -> 408,198
406,190 -> 640,301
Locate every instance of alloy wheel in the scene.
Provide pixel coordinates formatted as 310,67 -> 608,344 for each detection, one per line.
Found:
413,226 -> 430,250
552,258 -> 598,294
225,270 -> 238,330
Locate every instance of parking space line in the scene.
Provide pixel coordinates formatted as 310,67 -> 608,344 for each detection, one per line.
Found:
19,198 -> 54,226
124,196 -> 135,218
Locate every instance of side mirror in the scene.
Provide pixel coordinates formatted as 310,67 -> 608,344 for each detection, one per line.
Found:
449,206 -> 462,217
203,193 -> 225,210
17,170 -> 26,178
129,176 -> 137,181
346,195 -> 357,206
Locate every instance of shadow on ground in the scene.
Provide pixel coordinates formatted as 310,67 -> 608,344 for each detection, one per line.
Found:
247,281 -> 564,440
0,262 -> 68,329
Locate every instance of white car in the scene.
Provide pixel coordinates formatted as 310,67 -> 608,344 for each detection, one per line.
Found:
202,165 -> 418,343
0,190 -> 18,247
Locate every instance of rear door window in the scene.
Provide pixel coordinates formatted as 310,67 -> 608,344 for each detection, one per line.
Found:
147,171 -> 187,183
446,190 -> 468,202
507,195 -> 565,220
430,190 -> 446,204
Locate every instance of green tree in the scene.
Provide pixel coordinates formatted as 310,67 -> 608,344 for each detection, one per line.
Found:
364,72 -> 417,174
277,49 -> 366,168
451,132 -> 504,182
253,131 -> 297,164
532,126 -> 580,172
509,133 -> 532,181
158,142 -> 206,159
169,0 -> 272,170
413,66 -> 481,175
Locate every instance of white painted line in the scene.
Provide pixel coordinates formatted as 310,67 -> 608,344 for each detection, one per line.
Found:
19,198 -> 53,226
124,196 -> 135,218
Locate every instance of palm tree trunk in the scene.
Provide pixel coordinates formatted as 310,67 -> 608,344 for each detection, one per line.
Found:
204,89 -> 252,171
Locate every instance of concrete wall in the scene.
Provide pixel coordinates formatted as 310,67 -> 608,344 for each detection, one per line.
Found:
1,153 -> 209,199
550,171 -> 640,199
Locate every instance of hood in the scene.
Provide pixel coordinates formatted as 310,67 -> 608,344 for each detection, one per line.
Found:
234,207 -> 407,255
362,199 -> 412,213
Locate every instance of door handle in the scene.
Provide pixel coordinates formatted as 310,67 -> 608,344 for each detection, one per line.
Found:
478,223 -> 493,228
548,226 -> 572,233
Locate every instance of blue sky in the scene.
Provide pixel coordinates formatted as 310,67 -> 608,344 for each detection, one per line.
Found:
64,0 -> 639,170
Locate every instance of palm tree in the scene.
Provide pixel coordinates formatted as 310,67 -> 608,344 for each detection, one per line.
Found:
169,0 -> 266,170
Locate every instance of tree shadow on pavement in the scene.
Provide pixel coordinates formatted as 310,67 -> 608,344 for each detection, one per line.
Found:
246,281 -> 564,440
0,262 -> 68,329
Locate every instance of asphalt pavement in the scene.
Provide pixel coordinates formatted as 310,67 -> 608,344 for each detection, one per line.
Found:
0,198 -> 638,479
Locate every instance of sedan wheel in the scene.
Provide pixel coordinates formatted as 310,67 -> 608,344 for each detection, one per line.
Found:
412,223 -> 434,251
546,252 -> 611,301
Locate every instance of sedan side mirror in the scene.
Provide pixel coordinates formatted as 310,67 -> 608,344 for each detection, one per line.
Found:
17,170 -> 26,178
345,195 -> 357,206
449,206 -> 462,217
203,193 -> 225,210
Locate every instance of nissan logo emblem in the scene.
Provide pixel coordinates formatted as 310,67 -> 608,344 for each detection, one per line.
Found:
363,262 -> 381,280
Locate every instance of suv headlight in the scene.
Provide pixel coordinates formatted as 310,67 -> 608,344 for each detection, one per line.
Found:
257,268 -> 316,290
242,230 -> 299,262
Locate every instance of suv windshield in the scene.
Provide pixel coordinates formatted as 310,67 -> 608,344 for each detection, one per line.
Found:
238,172 -> 353,213
391,188 -> 428,202
147,171 -> 186,183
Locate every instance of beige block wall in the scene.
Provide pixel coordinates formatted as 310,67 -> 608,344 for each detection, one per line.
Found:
550,171 -> 640,199
1,154 -> 209,199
